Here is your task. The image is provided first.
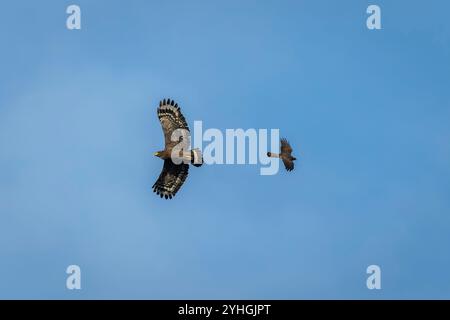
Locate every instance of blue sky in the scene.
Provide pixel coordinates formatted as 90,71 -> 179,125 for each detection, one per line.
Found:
1,0 -> 450,299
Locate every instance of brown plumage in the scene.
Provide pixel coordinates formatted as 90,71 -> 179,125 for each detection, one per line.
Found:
152,99 -> 202,199
267,138 -> 297,172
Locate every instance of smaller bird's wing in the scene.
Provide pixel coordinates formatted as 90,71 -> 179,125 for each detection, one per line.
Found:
280,138 -> 292,154
281,157 -> 294,172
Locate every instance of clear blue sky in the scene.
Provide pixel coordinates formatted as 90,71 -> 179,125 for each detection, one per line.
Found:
1,0 -> 450,299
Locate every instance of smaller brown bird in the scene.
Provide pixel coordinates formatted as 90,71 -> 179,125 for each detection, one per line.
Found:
267,138 -> 297,172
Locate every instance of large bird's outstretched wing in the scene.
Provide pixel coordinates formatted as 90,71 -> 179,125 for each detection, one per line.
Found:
152,160 -> 189,199
157,99 -> 189,148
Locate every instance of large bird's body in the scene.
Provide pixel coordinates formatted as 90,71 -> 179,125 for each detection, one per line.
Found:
267,138 -> 297,172
152,99 -> 202,199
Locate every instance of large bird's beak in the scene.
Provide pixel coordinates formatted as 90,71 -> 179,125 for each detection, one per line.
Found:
154,152 -> 159,156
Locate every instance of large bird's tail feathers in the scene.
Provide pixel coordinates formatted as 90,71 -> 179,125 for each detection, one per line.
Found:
191,148 -> 203,167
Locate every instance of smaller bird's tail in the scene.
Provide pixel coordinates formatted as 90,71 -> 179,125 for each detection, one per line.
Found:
191,148 -> 203,167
